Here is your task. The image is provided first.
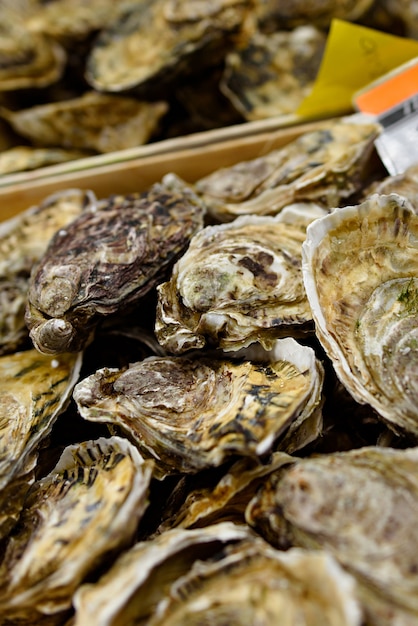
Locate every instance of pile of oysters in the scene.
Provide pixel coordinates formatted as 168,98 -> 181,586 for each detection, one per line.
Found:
2,114 -> 418,625
0,0 -> 417,175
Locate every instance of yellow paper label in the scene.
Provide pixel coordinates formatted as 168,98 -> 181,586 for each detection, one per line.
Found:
297,19 -> 418,119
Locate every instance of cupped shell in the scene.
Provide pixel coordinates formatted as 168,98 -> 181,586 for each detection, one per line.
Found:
302,192 -> 418,435
0,436 -> 153,622
155,214 -> 312,354
194,117 -> 380,221
73,522 -> 253,626
246,445 -> 418,626
73,338 -> 323,478
25,174 -> 205,355
1,92 -> 168,153
254,0 -> 374,30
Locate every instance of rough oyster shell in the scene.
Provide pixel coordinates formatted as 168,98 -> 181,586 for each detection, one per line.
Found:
0,436 -> 153,623
1,92 -> 168,153
194,117 -> 380,221
0,348 -> 82,540
0,188 -> 94,355
221,25 -> 326,120
147,539 -> 362,626
155,214 -> 314,354
302,193 -> 418,435
73,522 -> 253,626
73,338 -> 323,478
85,0 -> 250,94
246,445 -> 418,626
25,174 -> 205,355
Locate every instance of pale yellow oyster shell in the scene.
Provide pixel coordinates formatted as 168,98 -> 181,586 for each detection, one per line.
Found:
73,522 -> 253,626
86,0 -> 250,94
246,445 -> 418,626
194,117 -> 380,221
0,436 -> 153,624
147,539 -> 362,626
363,162 -> 418,209
0,8 -> 66,91
302,193 -> 418,435
155,213 -> 313,354
1,92 -> 168,153
0,348 -> 82,540
0,188 -> 95,354
73,338 -> 323,478
0,146 -> 91,175
221,25 -> 326,121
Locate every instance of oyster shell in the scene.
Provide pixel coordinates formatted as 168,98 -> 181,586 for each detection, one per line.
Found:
194,117 -> 380,221
302,193 -> 418,435
25,174 -> 205,355
221,25 -> 326,121
148,539 -> 362,626
253,0 -> 374,30
155,213 -> 313,354
1,92 -> 168,153
0,348 -> 82,540
0,12 -> 66,91
0,188 -> 94,355
73,522 -> 253,626
246,445 -> 418,626
73,338 -> 323,478
363,163 -> 418,209
0,146 -> 92,175
85,0 -> 250,94
0,436 -> 153,623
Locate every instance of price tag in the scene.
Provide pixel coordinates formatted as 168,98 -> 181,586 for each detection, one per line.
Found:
354,58 -> 418,175
296,19 -> 418,120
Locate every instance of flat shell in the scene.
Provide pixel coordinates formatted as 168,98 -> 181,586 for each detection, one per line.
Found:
25,174 -> 205,354
73,338 -> 322,477
0,146 -> 92,175
1,92 -> 168,153
254,0 -> 374,30
194,117 -> 380,221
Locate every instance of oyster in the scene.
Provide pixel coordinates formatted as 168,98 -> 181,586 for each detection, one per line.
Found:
0,188 -> 94,355
147,539 -> 362,626
363,163 -> 418,209
0,436 -> 153,623
302,193 -> 418,435
1,92 -> 168,153
221,25 -> 326,121
0,12 -> 66,91
194,117 -> 380,221
253,0 -> 374,30
246,445 -> 418,626
73,522 -> 253,626
85,0 -> 250,94
155,214 -> 313,354
0,348 -> 82,540
73,338 -> 323,478
25,174 -> 205,355
0,145 -> 92,175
